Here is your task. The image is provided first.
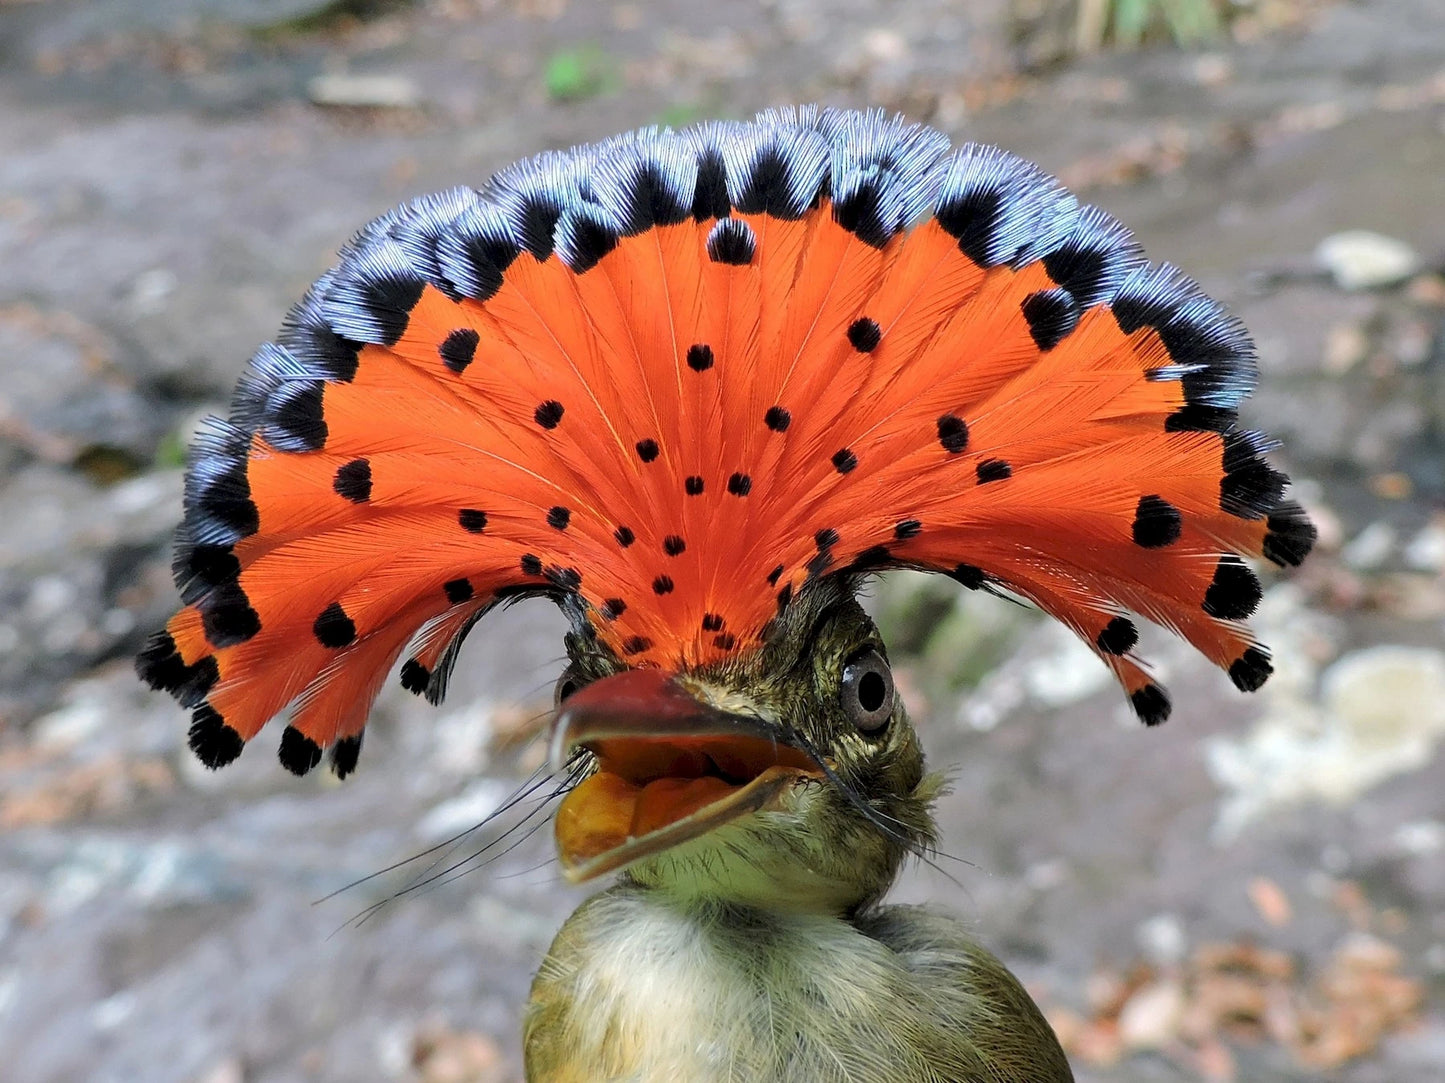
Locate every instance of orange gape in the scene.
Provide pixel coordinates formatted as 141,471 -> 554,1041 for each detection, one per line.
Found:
137,107 -> 1314,777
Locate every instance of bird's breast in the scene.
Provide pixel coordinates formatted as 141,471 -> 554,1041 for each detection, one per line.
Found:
522,884 -> 1072,1083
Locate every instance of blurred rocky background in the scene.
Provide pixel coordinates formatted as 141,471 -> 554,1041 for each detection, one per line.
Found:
1,0 -> 1442,1080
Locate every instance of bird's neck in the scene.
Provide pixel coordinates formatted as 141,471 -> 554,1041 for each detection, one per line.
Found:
524,882 -> 1074,1083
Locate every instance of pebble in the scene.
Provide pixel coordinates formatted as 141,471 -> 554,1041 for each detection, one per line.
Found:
1136,912 -> 1187,967
1340,521 -> 1395,570
307,74 -> 423,110
1404,519 -> 1445,572
1117,978 -> 1185,1050
1206,645 -> 1445,839
1316,230 -> 1421,291
1391,820 -> 1445,856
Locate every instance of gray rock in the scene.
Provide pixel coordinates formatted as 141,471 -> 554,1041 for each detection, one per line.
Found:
1316,230 -> 1421,291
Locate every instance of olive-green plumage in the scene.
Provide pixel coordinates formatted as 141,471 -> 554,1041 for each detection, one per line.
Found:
525,578 -> 1073,1082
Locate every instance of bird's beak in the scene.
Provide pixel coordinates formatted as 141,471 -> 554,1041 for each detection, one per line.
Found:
547,669 -> 825,883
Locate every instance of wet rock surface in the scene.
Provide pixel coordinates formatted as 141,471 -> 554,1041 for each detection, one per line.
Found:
1,1 -> 1442,1080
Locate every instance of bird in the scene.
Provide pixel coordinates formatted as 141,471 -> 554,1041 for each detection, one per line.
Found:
137,106 -> 1315,1082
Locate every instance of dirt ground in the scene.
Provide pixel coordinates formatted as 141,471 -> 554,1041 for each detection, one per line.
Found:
1,1 -> 1443,1080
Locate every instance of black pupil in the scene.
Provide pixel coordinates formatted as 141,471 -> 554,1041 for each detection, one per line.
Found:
557,679 -> 577,702
856,669 -> 886,713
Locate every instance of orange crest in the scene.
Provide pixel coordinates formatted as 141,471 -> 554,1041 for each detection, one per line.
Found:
137,107 -> 1314,777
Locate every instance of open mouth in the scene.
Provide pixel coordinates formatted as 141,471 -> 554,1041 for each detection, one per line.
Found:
549,670 -> 824,882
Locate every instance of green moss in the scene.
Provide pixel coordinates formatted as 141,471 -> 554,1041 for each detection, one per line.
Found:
153,429 -> 189,470
544,46 -> 618,103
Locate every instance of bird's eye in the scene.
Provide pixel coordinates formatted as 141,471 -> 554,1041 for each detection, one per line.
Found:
554,670 -> 581,707
840,649 -> 893,734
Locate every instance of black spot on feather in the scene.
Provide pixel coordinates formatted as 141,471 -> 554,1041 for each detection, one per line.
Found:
333,459 -> 372,503
936,186 -> 1003,267
834,179 -> 891,248
563,213 -> 618,273
1112,271 -> 1255,415
1262,501 -> 1316,568
1021,288 -> 1080,351
706,218 -> 755,265
976,459 -> 1012,484
337,263 -> 425,346
1229,646 -> 1273,692
278,726 -> 322,776
663,535 -> 686,556
439,328 -> 479,373
601,598 -> 626,620
832,448 -> 858,474
313,601 -> 356,648
174,544 -> 242,604
534,400 -> 565,429
1166,403 -> 1235,434
734,147 -> 797,218
847,317 -> 881,353
691,151 -> 730,221
686,344 -> 715,372
331,734 -> 363,779
1202,556 -> 1262,621
444,578 -> 474,604
400,659 -> 430,694
195,461 -> 259,542
614,525 -> 635,547
263,381 -> 327,452
458,508 -> 487,533
685,476 -> 705,496
547,506 -> 571,530
937,414 -> 969,454
135,631 -> 218,708
189,704 -> 243,769
1132,495 -> 1182,548
765,406 -> 791,432
727,472 -> 751,496
951,563 -> 986,590
622,162 -> 690,232
894,519 -> 921,540
636,438 -> 660,462
1130,684 -> 1172,726
199,581 -> 261,647
1041,245 -> 1116,309
1220,430 -> 1286,519
1095,617 -> 1138,656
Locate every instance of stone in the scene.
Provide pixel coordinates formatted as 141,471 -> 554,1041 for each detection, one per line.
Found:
1316,230 -> 1421,291
307,74 -> 423,110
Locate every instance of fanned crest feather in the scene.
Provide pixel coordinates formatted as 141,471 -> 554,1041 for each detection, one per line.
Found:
138,106 -> 1315,776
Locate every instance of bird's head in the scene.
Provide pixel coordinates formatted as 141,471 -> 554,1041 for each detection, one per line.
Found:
550,576 -> 933,912
136,107 -> 1314,920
